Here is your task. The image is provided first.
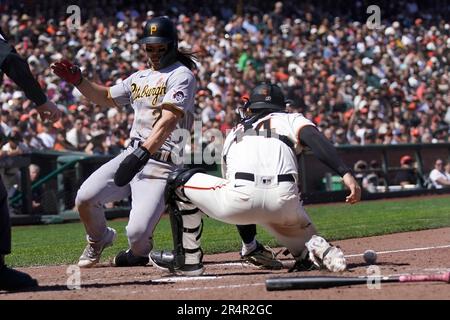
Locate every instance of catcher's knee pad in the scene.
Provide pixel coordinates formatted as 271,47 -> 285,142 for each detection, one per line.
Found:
165,167 -> 206,203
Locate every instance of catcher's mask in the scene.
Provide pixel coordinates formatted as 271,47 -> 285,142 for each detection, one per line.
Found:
139,16 -> 178,70
238,83 -> 287,120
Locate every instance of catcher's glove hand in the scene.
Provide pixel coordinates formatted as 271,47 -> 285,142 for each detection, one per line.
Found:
114,146 -> 151,187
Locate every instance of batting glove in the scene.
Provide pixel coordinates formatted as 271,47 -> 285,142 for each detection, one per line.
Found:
114,146 -> 151,187
51,59 -> 83,86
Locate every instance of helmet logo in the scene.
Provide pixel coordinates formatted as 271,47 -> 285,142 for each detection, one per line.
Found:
150,25 -> 157,34
265,96 -> 272,101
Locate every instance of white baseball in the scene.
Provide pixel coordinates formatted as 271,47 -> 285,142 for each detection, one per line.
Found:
363,250 -> 377,264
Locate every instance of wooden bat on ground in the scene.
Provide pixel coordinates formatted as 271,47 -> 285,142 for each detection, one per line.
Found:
265,272 -> 450,291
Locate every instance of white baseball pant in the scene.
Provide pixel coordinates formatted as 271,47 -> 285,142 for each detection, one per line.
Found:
75,145 -> 176,257
182,173 -> 317,258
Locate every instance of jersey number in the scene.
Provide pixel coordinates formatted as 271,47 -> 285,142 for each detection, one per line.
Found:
152,109 -> 162,128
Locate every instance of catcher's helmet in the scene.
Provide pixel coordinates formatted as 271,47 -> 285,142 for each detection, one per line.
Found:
246,83 -> 286,111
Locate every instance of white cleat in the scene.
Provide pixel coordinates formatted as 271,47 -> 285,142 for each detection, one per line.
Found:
305,235 -> 347,272
78,227 -> 117,268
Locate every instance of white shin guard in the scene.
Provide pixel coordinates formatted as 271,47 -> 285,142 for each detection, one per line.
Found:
177,201 -> 203,265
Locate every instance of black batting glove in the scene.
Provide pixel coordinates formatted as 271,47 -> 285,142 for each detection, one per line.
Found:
114,146 -> 151,187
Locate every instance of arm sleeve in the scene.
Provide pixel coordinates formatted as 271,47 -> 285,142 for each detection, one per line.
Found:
0,41 -> 47,106
299,125 -> 351,177
162,70 -> 196,115
108,74 -> 133,107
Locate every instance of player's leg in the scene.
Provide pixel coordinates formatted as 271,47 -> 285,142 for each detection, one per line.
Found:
149,168 -> 206,275
236,224 -> 283,270
121,175 -> 167,262
0,176 -> 38,290
261,189 -> 346,272
236,224 -> 257,254
183,172 -> 254,220
75,152 -> 131,267
151,170 -> 284,274
0,177 -> 11,257
115,160 -> 184,267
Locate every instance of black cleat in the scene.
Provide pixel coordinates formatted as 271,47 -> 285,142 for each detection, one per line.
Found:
288,256 -> 318,273
241,242 -> 283,270
149,250 -> 204,276
113,249 -> 149,267
0,266 -> 38,291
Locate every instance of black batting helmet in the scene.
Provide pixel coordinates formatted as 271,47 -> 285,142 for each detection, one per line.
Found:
139,16 -> 178,46
139,16 -> 178,69
246,83 -> 286,111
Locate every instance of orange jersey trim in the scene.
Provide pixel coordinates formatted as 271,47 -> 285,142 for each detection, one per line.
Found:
183,183 -> 227,191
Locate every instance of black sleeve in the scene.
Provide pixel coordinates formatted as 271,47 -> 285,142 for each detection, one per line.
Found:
0,44 -> 47,106
0,38 -> 13,67
299,125 -> 351,177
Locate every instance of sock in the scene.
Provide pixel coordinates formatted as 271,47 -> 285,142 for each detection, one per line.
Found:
241,239 -> 257,256
236,224 -> 257,244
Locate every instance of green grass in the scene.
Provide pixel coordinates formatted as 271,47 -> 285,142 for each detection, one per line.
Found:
6,196 -> 450,267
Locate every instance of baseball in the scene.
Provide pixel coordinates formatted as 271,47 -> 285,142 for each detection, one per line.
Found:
363,250 -> 377,264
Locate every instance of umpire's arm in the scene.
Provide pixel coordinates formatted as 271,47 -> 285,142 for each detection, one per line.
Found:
299,126 -> 361,204
0,40 -> 47,106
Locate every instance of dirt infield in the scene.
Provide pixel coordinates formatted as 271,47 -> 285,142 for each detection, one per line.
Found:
1,227 -> 449,300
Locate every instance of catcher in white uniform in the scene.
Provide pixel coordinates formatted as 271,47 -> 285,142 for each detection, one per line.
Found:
150,83 -> 361,275
52,16 -> 197,268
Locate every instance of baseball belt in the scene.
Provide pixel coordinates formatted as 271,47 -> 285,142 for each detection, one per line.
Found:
235,172 -> 295,183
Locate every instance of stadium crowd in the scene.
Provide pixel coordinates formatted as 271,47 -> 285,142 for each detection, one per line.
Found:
0,0 -> 448,158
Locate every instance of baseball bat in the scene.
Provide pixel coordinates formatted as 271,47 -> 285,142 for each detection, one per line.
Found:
265,272 -> 450,291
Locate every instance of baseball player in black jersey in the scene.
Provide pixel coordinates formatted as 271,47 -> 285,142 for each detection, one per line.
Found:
0,29 -> 61,291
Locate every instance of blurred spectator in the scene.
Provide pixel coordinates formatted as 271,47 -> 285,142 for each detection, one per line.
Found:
0,131 -> 28,197
394,155 -> 419,186
429,158 -> 450,189
362,160 -> 385,193
65,117 -> 88,151
84,130 -> 109,155
28,164 -> 44,215
353,160 -> 368,186
0,0 -> 448,152
445,162 -> 450,180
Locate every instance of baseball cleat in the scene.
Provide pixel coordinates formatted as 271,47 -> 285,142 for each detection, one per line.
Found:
288,256 -> 318,272
241,242 -> 283,270
113,249 -> 149,267
78,227 -> 117,268
149,250 -> 204,276
0,266 -> 38,291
